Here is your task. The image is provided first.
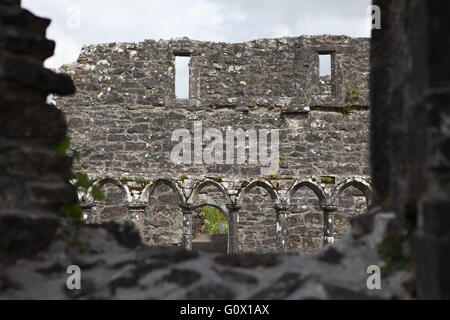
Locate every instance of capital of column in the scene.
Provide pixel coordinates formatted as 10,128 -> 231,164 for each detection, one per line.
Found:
180,203 -> 194,214
126,201 -> 147,209
226,203 -> 241,212
80,201 -> 95,210
320,205 -> 337,214
274,204 -> 289,213
80,201 -> 96,222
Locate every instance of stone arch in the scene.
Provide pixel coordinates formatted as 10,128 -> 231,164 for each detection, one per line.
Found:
285,180 -> 327,207
237,179 -> 279,206
238,180 -> 278,253
92,177 -> 129,223
332,178 -> 373,242
141,178 -> 185,205
188,179 -> 231,213
332,177 -> 372,207
285,179 -> 326,253
142,178 -> 185,246
95,177 -> 131,202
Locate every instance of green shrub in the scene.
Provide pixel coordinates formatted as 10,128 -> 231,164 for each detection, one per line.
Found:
56,137 -> 105,221
201,205 -> 228,234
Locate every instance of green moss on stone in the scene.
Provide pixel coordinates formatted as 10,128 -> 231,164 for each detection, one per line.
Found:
377,235 -> 412,277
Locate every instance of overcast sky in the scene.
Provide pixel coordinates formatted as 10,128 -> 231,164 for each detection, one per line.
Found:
22,0 -> 372,70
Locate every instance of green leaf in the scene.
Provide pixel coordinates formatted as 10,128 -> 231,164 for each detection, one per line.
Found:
56,138 -> 71,155
91,186 -> 105,201
60,204 -> 83,221
73,172 -> 91,189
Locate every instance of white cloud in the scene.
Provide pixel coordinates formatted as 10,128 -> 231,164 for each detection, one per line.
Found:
272,24 -> 294,38
22,0 -> 371,69
294,14 -> 370,37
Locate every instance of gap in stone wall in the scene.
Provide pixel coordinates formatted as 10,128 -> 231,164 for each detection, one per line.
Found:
175,56 -> 191,99
192,205 -> 228,254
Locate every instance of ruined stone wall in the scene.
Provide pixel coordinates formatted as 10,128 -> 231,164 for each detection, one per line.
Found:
371,0 -> 450,299
3,0 -> 447,300
56,36 -> 371,254
0,0 -> 76,261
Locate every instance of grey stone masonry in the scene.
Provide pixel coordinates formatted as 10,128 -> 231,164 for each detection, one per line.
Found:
7,0 -> 448,300
56,36 -> 371,254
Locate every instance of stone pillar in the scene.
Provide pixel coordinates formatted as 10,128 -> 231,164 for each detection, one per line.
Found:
181,204 -> 194,251
371,0 -> 450,298
274,204 -> 288,252
226,204 -> 241,254
80,202 -> 95,223
127,201 -> 146,228
321,205 -> 337,246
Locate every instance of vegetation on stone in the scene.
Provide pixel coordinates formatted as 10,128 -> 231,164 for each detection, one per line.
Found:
342,84 -> 360,114
320,176 -> 335,184
377,235 -> 412,277
56,138 -> 105,221
201,206 -> 228,235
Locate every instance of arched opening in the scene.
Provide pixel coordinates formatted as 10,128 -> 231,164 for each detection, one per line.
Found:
144,182 -> 183,247
335,186 -> 369,241
93,181 -> 127,223
192,205 -> 228,253
239,186 -> 277,253
190,180 -> 231,209
288,186 -> 323,254
189,181 -> 230,253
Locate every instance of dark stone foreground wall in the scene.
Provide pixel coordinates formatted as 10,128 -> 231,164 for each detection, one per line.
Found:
56,36 -> 371,254
0,0 -> 76,260
371,0 -> 450,299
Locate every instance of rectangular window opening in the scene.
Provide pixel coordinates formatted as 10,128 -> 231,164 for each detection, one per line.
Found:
175,56 -> 190,99
319,53 -> 332,77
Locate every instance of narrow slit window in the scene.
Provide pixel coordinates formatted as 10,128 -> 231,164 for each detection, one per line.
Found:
175,56 -> 190,99
319,53 -> 332,77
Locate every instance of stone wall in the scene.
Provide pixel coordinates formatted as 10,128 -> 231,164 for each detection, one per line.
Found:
371,0 -> 450,299
5,0 -> 448,300
56,36 -> 372,254
0,0 -> 76,261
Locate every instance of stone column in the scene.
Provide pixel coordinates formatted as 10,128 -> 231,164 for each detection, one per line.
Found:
80,201 -> 95,223
226,204 -> 241,254
321,205 -> 337,246
127,201 -> 146,228
274,204 -> 288,252
181,204 -> 194,251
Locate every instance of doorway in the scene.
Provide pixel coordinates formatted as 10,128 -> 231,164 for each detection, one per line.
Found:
192,205 -> 228,253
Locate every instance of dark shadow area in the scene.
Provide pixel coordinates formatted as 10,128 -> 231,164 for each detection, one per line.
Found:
192,234 -> 228,254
